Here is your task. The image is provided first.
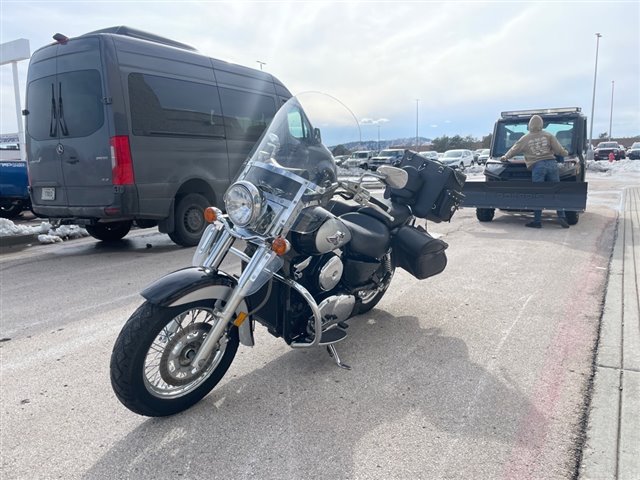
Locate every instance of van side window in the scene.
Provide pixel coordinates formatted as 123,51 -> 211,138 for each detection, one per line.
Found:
128,73 -> 224,138
218,87 -> 276,142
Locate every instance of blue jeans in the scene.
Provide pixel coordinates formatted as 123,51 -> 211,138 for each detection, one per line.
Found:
531,159 -> 566,222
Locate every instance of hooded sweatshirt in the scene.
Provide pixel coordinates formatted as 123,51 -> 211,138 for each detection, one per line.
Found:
503,115 -> 568,169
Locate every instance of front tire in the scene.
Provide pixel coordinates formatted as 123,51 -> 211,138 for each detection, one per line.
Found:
110,293 -> 239,417
565,211 -> 579,225
476,208 -> 495,222
86,221 -> 132,241
169,193 -> 209,247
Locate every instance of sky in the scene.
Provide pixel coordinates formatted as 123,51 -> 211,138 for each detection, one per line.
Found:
1,0 -> 639,144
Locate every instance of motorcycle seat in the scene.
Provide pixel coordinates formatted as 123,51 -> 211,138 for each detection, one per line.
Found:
339,212 -> 390,259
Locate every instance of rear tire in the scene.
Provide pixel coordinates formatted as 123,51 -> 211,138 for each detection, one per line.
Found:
0,202 -> 24,219
565,211 -> 579,225
86,221 -> 132,241
169,193 -> 209,247
476,208 -> 495,222
110,287 -> 239,417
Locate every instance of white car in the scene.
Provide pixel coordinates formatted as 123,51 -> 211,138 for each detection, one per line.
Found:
420,151 -> 439,161
441,149 -> 474,170
342,150 -> 373,169
477,148 -> 490,165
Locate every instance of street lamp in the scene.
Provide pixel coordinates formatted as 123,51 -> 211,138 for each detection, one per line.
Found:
415,99 -> 420,149
588,33 -> 602,157
608,80 -> 615,140
256,60 -> 266,71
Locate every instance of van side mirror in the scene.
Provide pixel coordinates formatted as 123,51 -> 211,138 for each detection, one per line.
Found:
313,128 -> 322,144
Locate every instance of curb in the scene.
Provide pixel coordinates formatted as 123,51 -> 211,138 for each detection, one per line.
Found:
0,233 -> 39,249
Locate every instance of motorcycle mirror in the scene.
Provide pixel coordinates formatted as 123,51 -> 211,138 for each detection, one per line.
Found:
377,165 -> 408,189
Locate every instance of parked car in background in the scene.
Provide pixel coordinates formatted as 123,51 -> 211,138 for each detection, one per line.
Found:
477,148 -> 490,164
594,141 -> 624,160
420,151 -> 439,161
341,150 -> 373,169
368,148 -> 404,170
0,159 -> 31,218
473,149 -> 483,163
617,144 -> 626,159
437,152 -> 444,160
627,142 -> 640,160
441,149 -> 474,170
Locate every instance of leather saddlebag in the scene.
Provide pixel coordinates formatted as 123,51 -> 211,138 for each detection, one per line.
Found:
392,225 -> 448,279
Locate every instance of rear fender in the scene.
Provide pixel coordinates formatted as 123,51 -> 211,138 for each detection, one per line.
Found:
141,267 -> 254,346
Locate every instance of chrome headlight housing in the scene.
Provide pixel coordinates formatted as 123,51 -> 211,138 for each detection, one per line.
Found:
224,181 -> 263,227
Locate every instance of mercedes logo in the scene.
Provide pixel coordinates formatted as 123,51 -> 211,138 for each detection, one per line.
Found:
56,144 -> 64,155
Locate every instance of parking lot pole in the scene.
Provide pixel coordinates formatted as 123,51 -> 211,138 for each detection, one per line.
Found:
588,33 -> 602,153
608,80 -> 614,141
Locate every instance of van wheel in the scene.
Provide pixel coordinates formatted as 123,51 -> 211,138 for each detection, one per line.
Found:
565,211 -> 579,225
169,193 -> 209,247
476,208 -> 495,222
86,221 -> 132,242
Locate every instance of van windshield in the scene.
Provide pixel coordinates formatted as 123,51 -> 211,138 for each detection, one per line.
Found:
26,70 -> 104,140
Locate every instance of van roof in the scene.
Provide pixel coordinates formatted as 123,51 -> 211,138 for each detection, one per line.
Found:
83,26 -> 197,51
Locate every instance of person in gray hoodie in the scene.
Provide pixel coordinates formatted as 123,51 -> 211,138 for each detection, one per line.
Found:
500,115 -> 570,228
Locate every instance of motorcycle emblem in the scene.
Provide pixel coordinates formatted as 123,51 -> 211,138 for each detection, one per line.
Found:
56,144 -> 64,155
326,230 -> 346,246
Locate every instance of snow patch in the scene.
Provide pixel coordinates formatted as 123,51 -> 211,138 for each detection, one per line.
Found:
0,218 -> 88,243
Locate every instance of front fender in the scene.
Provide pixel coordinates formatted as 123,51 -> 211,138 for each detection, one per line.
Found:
141,267 -> 254,347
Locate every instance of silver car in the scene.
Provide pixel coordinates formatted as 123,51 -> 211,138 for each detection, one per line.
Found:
441,149 -> 474,170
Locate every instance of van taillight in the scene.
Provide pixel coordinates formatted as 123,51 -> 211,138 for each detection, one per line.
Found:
110,136 -> 135,185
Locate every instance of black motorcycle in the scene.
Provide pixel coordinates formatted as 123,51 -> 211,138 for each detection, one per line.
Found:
110,94 -> 466,416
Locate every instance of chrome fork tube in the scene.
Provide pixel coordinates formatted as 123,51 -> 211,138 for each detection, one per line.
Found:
190,244 -> 271,371
203,228 -> 235,270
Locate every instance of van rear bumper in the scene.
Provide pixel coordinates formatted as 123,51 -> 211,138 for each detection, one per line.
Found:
30,204 -> 133,224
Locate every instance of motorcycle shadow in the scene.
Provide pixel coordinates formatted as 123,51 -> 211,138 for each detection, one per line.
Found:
86,312 -> 543,479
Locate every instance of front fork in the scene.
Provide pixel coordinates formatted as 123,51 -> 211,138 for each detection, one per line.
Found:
190,235 -> 269,372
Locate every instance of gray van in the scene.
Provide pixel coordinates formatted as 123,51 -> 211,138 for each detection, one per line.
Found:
25,26 -> 291,246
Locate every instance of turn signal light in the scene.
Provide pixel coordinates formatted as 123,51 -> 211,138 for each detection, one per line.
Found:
203,207 -> 217,223
233,312 -> 248,327
271,237 -> 290,256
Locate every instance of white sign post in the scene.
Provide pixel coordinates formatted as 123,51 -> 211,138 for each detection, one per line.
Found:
1,39 -> 31,162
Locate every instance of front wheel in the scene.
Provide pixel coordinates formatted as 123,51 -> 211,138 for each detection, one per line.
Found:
110,293 -> 239,417
476,208 -> 495,222
169,193 -> 209,247
565,211 -> 579,225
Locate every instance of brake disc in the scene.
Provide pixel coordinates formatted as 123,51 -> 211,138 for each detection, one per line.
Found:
159,322 -> 215,386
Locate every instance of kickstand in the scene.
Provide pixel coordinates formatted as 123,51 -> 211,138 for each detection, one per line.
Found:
327,345 -> 351,370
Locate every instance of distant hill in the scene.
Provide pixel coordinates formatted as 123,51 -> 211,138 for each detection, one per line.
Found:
332,136 -> 433,152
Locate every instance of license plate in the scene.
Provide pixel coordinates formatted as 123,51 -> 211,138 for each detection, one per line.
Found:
41,187 -> 55,201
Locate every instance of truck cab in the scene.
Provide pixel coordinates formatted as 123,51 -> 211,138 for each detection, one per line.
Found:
462,107 -> 588,225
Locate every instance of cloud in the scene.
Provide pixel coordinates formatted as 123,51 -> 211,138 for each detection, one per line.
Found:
1,1 -> 638,140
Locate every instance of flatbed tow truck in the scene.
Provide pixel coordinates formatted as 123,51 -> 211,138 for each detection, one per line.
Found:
462,107 -> 588,225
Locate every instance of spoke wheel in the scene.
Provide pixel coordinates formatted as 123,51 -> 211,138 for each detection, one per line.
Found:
110,279 -> 240,417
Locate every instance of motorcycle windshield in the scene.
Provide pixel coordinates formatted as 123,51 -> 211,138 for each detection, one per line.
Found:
235,95 -> 342,194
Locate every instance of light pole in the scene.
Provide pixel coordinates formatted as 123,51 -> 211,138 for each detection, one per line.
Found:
377,123 -> 381,152
608,80 -> 615,140
256,60 -> 266,71
588,33 -> 602,156
415,99 -> 420,149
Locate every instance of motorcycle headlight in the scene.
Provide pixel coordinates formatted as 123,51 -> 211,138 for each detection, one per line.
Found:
224,181 -> 263,227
